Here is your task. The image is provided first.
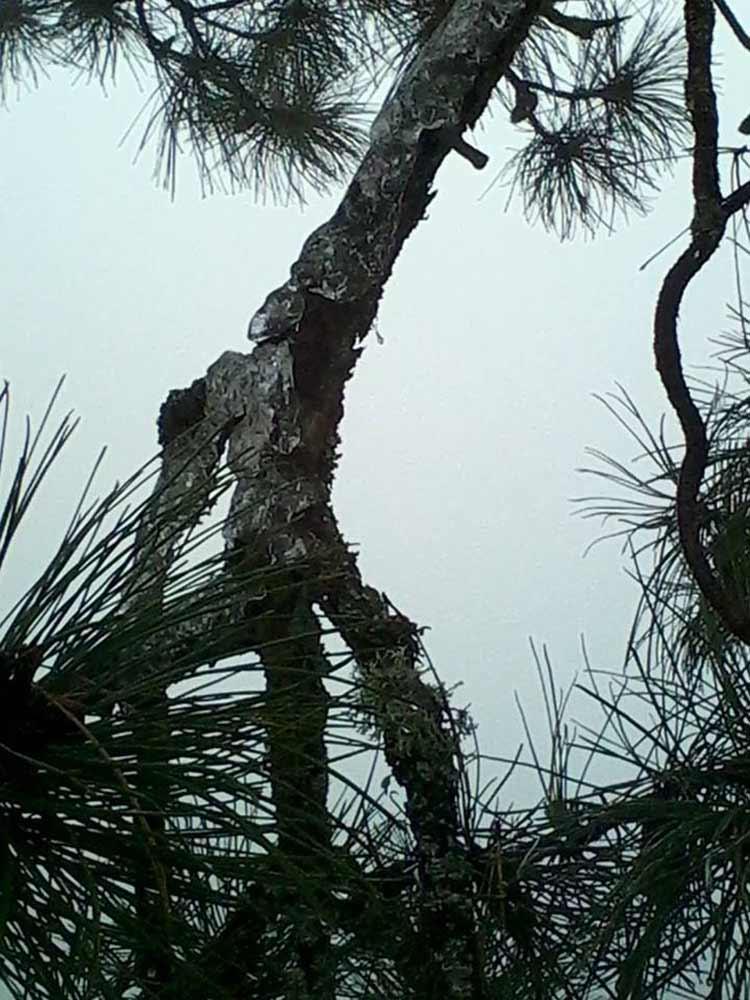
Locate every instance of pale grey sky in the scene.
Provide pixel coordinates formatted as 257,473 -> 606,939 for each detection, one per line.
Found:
1,14 -> 746,800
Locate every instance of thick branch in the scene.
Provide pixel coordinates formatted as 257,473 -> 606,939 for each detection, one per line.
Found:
144,2 -> 546,996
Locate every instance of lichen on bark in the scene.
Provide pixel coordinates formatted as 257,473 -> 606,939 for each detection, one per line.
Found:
141,3 -> 545,994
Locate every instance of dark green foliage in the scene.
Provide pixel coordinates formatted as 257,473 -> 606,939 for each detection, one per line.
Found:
1,0 -> 687,235
499,3 -> 688,236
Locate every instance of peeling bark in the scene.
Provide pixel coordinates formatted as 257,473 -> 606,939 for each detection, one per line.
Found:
139,2 -> 545,996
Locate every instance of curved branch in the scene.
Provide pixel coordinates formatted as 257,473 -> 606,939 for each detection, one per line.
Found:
540,5 -> 624,40
654,0 -> 750,643
715,0 -> 750,52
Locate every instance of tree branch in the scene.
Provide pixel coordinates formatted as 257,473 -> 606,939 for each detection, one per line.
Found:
653,0 -> 750,644
540,4 -> 625,40
140,2 -> 546,995
715,0 -> 750,51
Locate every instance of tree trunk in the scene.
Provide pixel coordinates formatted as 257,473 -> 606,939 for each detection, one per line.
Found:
142,2 -> 544,996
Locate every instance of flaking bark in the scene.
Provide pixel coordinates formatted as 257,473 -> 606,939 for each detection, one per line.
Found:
141,2 -> 545,995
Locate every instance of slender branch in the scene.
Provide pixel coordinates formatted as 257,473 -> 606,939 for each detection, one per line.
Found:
715,0 -> 750,51
653,0 -> 750,643
723,178 -> 750,216
521,77 -> 625,104
172,0 -> 209,57
540,5 -> 624,40
133,0 -> 163,55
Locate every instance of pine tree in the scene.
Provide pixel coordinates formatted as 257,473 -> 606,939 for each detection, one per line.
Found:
2,2 -> 750,998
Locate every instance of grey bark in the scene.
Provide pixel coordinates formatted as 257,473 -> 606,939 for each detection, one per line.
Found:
139,2 -> 545,996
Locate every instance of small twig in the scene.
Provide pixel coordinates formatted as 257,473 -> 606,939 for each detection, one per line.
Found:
445,128 -> 489,169
541,5 -> 625,40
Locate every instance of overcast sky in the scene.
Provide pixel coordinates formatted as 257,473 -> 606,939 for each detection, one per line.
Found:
1,14 -> 747,819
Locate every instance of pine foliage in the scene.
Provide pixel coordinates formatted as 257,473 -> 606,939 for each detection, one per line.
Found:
1,0 -> 686,234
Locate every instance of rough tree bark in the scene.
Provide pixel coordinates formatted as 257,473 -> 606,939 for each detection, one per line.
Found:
141,2 -> 545,996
